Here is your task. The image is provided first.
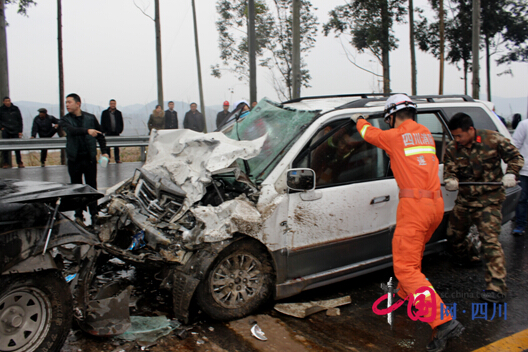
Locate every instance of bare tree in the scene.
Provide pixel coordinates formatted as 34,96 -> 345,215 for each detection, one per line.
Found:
134,0 -> 163,106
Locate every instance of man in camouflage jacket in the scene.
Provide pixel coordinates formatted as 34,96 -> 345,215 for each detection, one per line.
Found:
444,112 -> 523,303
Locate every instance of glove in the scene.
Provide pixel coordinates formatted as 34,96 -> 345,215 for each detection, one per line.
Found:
351,114 -> 369,123
502,174 -> 517,188
444,178 -> 459,191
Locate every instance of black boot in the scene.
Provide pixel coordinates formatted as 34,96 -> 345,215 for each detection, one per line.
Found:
426,319 -> 464,352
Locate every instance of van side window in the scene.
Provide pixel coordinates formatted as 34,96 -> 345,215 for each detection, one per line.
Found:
442,107 -> 498,131
293,117 -> 391,188
415,112 -> 452,163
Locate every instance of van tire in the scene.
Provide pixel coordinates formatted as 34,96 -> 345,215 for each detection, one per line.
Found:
196,240 -> 274,321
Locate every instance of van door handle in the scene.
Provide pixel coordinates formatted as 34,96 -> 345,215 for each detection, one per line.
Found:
371,195 -> 390,204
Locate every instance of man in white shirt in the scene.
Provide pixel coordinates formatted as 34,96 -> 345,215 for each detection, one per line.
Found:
512,117 -> 528,235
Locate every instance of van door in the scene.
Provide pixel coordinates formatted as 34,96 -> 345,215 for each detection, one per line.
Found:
286,117 -> 398,281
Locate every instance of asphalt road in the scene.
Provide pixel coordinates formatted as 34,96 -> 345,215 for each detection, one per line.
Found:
0,161 -> 144,193
2,164 -> 527,352
59,220 -> 527,352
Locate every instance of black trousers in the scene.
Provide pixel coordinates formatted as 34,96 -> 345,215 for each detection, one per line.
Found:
41,149 -> 48,162
106,132 -> 120,161
111,146 -> 120,161
68,157 -> 98,219
2,130 -> 22,164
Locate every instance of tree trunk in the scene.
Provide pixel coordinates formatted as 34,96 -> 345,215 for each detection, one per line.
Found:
0,1 -> 9,100
191,0 -> 206,132
57,0 -> 66,165
439,0 -> 445,95
409,0 -> 417,95
292,0 -> 301,99
248,0 -> 257,104
154,0 -> 163,107
381,0 -> 390,94
464,60 -> 468,95
485,34 -> 491,101
471,0 -> 480,99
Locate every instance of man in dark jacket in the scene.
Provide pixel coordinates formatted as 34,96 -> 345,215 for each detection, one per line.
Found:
60,93 -> 109,227
30,108 -> 60,167
183,102 -> 205,132
216,101 -> 230,129
165,101 -> 178,129
100,99 -> 124,163
0,97 -> 24,168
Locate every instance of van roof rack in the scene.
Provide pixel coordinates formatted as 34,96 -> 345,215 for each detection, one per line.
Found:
283,93 -> 476,110
410,95 -> 475,102
282,93 -> 391,104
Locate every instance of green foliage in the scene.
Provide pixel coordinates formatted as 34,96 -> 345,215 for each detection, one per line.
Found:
322,0 -> 407,63
416,0 -> 528,70
497,0 -> 528,64
212,0 -> 318,100
4,0 -> 36,16
415,0 -> 473,68
268,0 -> 318,99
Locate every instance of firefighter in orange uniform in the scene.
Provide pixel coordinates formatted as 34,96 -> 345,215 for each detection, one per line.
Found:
354,94 -> 463,352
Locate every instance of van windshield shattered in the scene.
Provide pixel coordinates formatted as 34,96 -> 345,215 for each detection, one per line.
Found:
222,98 -> 320,182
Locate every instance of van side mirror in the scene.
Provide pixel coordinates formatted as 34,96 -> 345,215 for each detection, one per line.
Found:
287,169 -> 316,191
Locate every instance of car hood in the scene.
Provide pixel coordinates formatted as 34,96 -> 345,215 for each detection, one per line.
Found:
0,179 -> 104,211
142,129 -> 266,210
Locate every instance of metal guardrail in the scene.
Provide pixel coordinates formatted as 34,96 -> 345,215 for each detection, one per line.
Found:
0,136 -> 150,151
0,136 -> 151,161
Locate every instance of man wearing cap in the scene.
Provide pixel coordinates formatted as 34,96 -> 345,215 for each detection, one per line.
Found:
165,101 -> 178,130
100,99 -> 124,163
216,101 -> 230,129
183,102 -> 205,132
0,97 -> 24,168
353,94 -> 463,352
30,108 -> 60,167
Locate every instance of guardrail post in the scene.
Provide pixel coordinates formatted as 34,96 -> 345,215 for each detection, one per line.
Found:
140,146 -> 146,162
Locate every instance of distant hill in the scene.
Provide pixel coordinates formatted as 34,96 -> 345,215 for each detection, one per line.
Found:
13,100 -> 224,137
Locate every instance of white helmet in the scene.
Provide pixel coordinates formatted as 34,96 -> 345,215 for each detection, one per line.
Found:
384,94 -> 417,118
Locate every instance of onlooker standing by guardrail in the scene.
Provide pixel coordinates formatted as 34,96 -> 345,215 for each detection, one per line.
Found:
148,104 -> 164,134
0,97 -> 24,168
165,101 -> 178,129
183,102 -> 205,132
60,93 -> 109,228
100,99 -> 124,163
30,108 -> 60,167
216,101 -> 230,130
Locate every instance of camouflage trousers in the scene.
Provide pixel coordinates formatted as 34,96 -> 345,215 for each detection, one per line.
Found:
447,203 -> 507,294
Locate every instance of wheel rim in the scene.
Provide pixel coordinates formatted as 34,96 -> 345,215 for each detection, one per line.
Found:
210,252 -> 264,309
0,286 -> 51,352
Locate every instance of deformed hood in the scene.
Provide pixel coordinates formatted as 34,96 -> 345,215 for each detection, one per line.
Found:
0,179 -> 103,211
142,130 -> 266,209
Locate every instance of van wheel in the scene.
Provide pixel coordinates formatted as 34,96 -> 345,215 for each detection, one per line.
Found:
0,271 -> 73,352
196,240 -> 274,321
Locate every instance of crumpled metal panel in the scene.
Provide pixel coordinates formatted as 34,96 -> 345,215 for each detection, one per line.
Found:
190,195 -> 262,243
0,179 -> 103,211
142,130 -> 266,217
82,284 -> 133,336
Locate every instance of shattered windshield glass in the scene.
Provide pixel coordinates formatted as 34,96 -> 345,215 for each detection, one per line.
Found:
222,98 -> 320,182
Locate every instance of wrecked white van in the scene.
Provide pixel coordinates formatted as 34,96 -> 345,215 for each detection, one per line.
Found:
97,96 -> 520,322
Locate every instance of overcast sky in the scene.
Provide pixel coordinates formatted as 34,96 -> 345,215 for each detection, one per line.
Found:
5,0 -> 527,110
